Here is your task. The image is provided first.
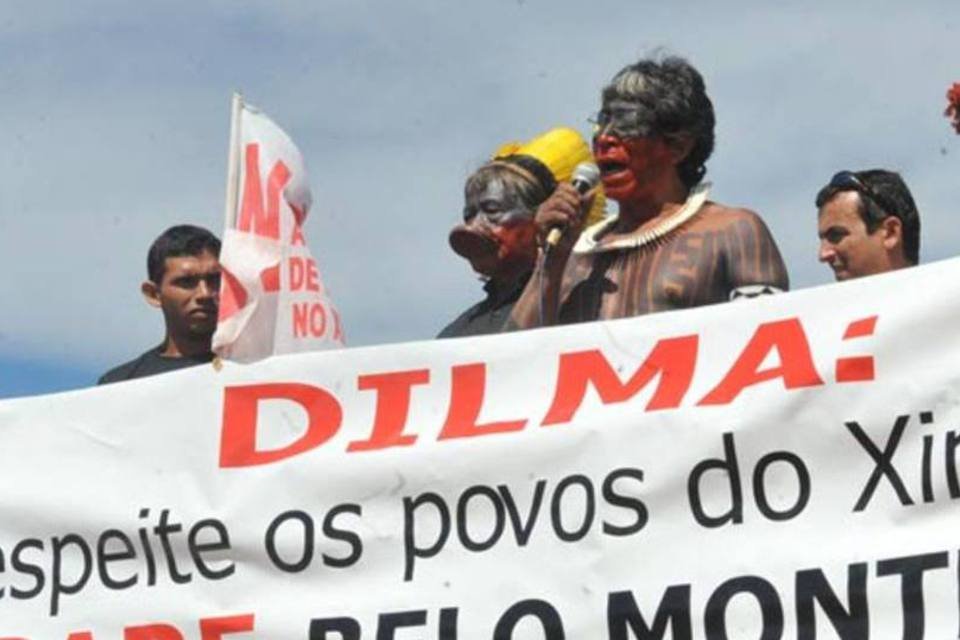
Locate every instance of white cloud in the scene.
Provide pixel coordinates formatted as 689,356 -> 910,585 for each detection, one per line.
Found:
1,0 -> 957,376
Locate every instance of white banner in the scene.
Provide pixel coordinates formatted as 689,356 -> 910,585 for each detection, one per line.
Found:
2,258 -> 960,638
213,96 -> 344,362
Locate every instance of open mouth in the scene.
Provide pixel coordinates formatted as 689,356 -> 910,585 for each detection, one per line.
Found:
598,160 -> 628,176
598,161 -> 633,192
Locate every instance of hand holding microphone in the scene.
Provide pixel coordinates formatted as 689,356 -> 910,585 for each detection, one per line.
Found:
544,162 -> 600,248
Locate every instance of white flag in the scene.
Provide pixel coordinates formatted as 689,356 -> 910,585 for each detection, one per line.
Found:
213,94 -> 344,361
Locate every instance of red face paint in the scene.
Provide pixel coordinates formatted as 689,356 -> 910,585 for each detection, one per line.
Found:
449,178 -> 538,280
593,133 -> 674,203
449,217 -> 537,279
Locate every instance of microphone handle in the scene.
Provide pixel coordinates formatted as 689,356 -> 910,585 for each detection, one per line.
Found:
545,227 -> 564,247
572,177 -> 593,194
545,179 -> 594,247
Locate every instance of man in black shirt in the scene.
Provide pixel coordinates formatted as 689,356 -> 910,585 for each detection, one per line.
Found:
438,127 -> 604,338
99,225 -> 221,384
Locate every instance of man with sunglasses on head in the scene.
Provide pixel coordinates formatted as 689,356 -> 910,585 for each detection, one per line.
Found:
506,55 -> 788,329
815,169 -> 920,281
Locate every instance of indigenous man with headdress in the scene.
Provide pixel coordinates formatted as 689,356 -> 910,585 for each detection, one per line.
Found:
507,55 -> 789,329
438,127 -> 605,338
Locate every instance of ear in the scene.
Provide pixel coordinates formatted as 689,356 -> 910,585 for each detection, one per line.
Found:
665,134 -> 695,165
141,280 -> 162,308
880,216 -> 903,251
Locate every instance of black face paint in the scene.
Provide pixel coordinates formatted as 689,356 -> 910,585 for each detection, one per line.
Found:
462,179 -> 534,227
592,98 -> 656,139
450,178 -> 538,279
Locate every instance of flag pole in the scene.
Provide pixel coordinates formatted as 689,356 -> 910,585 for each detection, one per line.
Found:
223,92 -> 243,229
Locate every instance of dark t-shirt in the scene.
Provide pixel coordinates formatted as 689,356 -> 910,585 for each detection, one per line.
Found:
98,346 -> 214,385
437,275 -> 530,339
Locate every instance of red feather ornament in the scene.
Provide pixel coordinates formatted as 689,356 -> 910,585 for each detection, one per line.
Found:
946,82 -> 960,134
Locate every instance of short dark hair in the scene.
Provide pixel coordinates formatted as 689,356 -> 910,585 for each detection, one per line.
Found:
146,225 -> 221,283
602,55 -> 716,189
815,169 -> 921,265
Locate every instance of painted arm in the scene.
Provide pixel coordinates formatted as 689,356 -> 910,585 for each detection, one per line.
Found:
722,210 -> 790,300
505,184 -> 590,330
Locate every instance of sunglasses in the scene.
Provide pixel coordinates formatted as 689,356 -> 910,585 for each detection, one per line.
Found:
587,107 -> 656,139
821,171 -> 896,218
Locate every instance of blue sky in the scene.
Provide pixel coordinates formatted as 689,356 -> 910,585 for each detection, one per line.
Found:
1,1 -> 957,398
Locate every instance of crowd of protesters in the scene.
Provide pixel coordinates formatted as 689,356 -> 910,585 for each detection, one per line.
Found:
102,53 -> 934,383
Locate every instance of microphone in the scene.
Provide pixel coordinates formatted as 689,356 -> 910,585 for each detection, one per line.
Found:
546,162 -> 601,248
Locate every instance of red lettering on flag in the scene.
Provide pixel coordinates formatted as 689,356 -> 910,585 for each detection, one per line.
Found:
237,143 -> 291,240
290,203 -> 307,245
289,257 -> 321,293
290,257 -> 305,290
260,264 -> 280,293
305,259 -> 320,292
292,302 -> 328,337
332,309 -> 344,342
291,224 -> 306,245
217,267 -> 248,322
